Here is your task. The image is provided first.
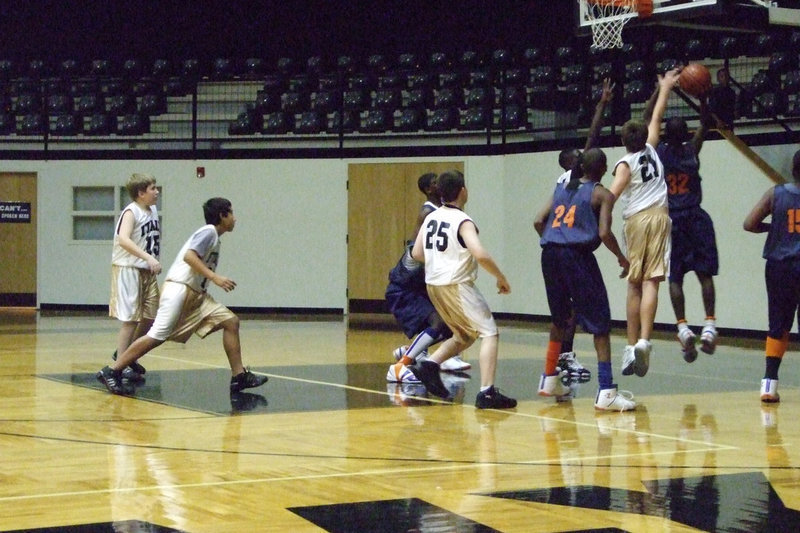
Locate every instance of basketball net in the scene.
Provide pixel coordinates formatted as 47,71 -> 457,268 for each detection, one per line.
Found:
579,0 -> 652,50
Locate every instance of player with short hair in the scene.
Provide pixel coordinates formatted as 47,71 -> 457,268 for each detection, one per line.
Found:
97,197 -> 268,395
552,78 -> 614,381
534,148 -> 633,410
109,173 -> 161,381
645,86 -> 719,361
608,68 -> 680,379
409,170 -> 516,409
743,149 -> 800,403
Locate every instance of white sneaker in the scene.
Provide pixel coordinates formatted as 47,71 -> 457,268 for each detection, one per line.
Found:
678,328 -> 697,363
621,345 -> 635,376
700,325 -> 717,354
594,385 -> 636,412
386,363 -> 421,383
761,378 -> 780,403
440,355 -> 471,372
392,345 -> 428,362
392,345 -> 409,361
537,372 -> 570,398
633,339 -> 651,377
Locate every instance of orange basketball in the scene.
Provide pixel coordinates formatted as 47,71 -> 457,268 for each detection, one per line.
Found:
678,63 -> 712,98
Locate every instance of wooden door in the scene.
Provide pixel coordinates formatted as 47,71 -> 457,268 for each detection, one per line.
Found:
347,162 -> 463,312
0,172 -> 37,306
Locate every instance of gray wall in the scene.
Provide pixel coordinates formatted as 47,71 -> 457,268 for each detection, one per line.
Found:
4,139 -> 795,332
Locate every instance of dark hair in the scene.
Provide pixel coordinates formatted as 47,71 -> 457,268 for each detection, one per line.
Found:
436,170 -> 465,202
620,119 -> 648,153
664,117 -> 689,145
203,197 -> 232,225
417,172 -> 437,194
558,148 -> 580,171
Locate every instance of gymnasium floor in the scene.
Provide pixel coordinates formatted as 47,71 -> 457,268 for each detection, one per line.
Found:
1,308 -> 798,532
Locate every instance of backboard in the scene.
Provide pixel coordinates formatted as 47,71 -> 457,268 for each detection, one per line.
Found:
576,0 -> 799,36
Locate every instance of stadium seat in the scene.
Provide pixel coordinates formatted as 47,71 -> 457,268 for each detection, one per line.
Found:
50,114 -> 78,136
244,58 -> 265,79
404,88 -> 433,109
151,59 -> 171,79
117,114 -> 149,135
89,59 -> 113,78
464,87 -> 491,108
495,104 -> 527,130
46,94 -> 72,114
362,109 -> 391,133
373,89 -> 401,111
328,110 -> 359,134
228,109 -> 262,135
84,113 -> 114,135
131,79 -> 157,96
397,53 -> 420,71
343,90 -> 368,111
461,107 -> 490,131
14,93 -> 41,114
295,111 -> 325,134
122,59 -> 143,81
138,93 -> 166,115
433,88 -> 459,109
263,111 -> 292,134
74,94 -> 104,117
107,94 -> 136,115
309,90 -> 340,114
395,108 -> 424,132
280,91 -> 306,114
426,107 -> 458,131
59,59 -> 80,79
17,113 -> 45,135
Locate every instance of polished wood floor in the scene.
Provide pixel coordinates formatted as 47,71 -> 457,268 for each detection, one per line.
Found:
1,308 -> 799,532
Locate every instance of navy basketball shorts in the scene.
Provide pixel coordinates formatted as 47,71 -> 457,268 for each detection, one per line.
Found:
541,245 -> 611,336
385,282 -> 437,339
765,258 -> 800,337
669,207 -> 719,284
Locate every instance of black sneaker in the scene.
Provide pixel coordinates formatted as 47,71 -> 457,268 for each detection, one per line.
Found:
230,369 -> 268,393
121,366 -> 145,383
113,350 -> 146,375
475,386 -> 517,409
408,360 -> 449,398
96,366 -> 125,394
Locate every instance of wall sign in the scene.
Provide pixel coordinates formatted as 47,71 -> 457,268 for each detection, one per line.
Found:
0,201 -> 32,223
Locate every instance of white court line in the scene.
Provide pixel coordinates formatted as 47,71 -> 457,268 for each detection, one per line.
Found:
138,353 -> 742,452
0,444 -> 732,504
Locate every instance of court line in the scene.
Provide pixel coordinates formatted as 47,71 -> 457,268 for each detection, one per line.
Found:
0,445 -> 742,504
138,354 -> 741,452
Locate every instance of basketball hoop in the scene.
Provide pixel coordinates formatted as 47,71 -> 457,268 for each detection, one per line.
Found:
578,0 -> 653,50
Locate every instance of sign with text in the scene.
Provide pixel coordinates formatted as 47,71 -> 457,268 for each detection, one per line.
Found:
0,201 -> 32,223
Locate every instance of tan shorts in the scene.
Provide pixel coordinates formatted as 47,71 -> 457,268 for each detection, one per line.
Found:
109,265 -> 159,322
147,281 -> 236,343
623,205 -> 672,284
427,281 -> 498,344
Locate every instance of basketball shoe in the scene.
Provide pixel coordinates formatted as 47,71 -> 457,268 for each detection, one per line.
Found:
112,349 -> 146,375
594,385 -> 636,412
409,360 -> 450,398
760,378 -> 780,403
386,362 -> 421,383
633,339 -> 651,377
557,351 -> 591,381
621,345 -> 636,376
700,324 -> 717,354
537,372 -> 570,399
678,328 -> 698,363
475,385 -> 517,409
440,355 -> 471,372
230,369 -> 268,393
96,366 -> 126,395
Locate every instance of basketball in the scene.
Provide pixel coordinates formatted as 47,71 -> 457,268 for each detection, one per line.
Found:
678,63 -> 712,97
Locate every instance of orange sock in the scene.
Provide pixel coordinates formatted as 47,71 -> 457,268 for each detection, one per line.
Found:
766,335 -> 788,358
545,340 -> 561,375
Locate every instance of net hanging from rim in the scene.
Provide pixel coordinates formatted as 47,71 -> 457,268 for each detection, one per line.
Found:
579,0 -> 653,50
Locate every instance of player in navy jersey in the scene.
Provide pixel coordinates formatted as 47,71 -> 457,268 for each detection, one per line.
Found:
552,78 -> 614,381
744,149 -> 800,403
646,89 -> 719,361
534,148 -> 633,411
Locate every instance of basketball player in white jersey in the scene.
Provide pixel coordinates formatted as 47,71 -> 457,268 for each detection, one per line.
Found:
410,170 -> 516,409
609,68 -> 680,380
98,197 -> 268,395
109,173 -> 161,381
